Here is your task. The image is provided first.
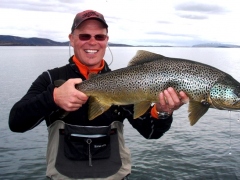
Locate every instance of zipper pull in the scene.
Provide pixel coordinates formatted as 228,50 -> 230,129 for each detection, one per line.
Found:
86,139 -> 92,167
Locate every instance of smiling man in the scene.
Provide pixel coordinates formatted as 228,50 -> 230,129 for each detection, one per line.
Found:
69,12 -> 108,69
9,10 -> 188,179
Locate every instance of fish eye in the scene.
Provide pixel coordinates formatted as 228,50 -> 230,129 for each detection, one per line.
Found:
233,98 -> 240,105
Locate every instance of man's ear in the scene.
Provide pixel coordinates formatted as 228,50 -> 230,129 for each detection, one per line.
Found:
68,34 -> 74,47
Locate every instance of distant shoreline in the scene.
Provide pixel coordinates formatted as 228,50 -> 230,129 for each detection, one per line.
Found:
0,35 -> 239,48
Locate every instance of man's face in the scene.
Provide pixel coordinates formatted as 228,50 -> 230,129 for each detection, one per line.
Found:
69,19 -> 108,69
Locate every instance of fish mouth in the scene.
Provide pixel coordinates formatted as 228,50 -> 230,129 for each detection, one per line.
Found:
85,49 -> 98,54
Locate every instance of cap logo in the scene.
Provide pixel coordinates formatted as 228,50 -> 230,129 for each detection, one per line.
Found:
82,11 -> 99,19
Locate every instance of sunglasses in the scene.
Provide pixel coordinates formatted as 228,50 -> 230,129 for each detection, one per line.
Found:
74,34 -> 108,41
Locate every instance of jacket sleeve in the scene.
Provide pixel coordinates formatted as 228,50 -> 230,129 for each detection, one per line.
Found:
9,71 -> 59,133
123,106 -> 173,139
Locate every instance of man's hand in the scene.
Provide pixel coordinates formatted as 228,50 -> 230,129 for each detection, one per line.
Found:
53,78 -> 88,111
156,87 -> 189,114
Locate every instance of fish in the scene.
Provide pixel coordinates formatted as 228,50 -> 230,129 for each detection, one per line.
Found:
55,50 -> 240,125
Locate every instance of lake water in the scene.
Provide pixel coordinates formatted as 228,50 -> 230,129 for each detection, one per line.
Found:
0,46 -> 240,180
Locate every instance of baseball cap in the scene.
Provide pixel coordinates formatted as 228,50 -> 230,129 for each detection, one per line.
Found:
71,10 -> 108,32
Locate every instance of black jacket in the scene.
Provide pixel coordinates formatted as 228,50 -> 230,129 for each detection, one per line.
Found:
9,57 -> 173,139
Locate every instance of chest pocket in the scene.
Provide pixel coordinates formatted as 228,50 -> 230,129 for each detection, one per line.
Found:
63,124 -> 111,164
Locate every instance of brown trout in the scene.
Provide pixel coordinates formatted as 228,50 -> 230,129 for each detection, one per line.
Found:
57,50 -> 240,125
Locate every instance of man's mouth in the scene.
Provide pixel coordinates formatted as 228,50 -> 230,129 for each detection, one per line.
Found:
85,50 -> 98,54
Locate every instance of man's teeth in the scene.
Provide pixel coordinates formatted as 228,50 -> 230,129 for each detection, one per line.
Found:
85,50 -> 98,53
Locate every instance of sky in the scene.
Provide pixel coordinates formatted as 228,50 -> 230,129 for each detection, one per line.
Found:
1,0 -> 240,46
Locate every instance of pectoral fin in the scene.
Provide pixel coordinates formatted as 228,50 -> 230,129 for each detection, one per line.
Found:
88,96 -> 111,120
188,100 -> 210,126
133,101 -> 151,119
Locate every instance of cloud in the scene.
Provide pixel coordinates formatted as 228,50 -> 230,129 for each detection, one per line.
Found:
174,1 -> 229,20
147,31 -> 194,38
142,30 -> 203,46
175,2 -> 228,14
0,0 -> 240,46
156,20 -> 172,24
177,14 -> 207,20
0,0 -> 85,12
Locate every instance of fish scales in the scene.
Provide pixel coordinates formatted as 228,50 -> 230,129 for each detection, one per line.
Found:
73,50 -> 240,125
77,57 -> 225,102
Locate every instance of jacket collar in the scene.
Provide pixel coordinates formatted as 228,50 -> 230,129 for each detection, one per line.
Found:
68,56 -> 111,78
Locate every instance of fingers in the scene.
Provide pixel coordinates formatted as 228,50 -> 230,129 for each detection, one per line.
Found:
179,91 -> 189,104
156,87 -> 188,114
164,87 -> 182,109
156,92 -> 172,114
53,78 -> 88,111
64,92 -> 88,110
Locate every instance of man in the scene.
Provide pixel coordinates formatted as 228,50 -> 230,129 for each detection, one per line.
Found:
9,10 -> 188,179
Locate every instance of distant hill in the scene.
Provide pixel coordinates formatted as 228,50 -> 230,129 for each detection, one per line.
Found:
108,42 -> 132,47
0,35 -> 132,47
0,35 -> 69,46
192,43 -> 240,48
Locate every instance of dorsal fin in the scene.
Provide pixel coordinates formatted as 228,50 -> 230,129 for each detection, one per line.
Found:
127,50 -> 166,66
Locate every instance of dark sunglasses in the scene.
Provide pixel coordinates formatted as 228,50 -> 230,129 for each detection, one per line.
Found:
74,34 -> 108,41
